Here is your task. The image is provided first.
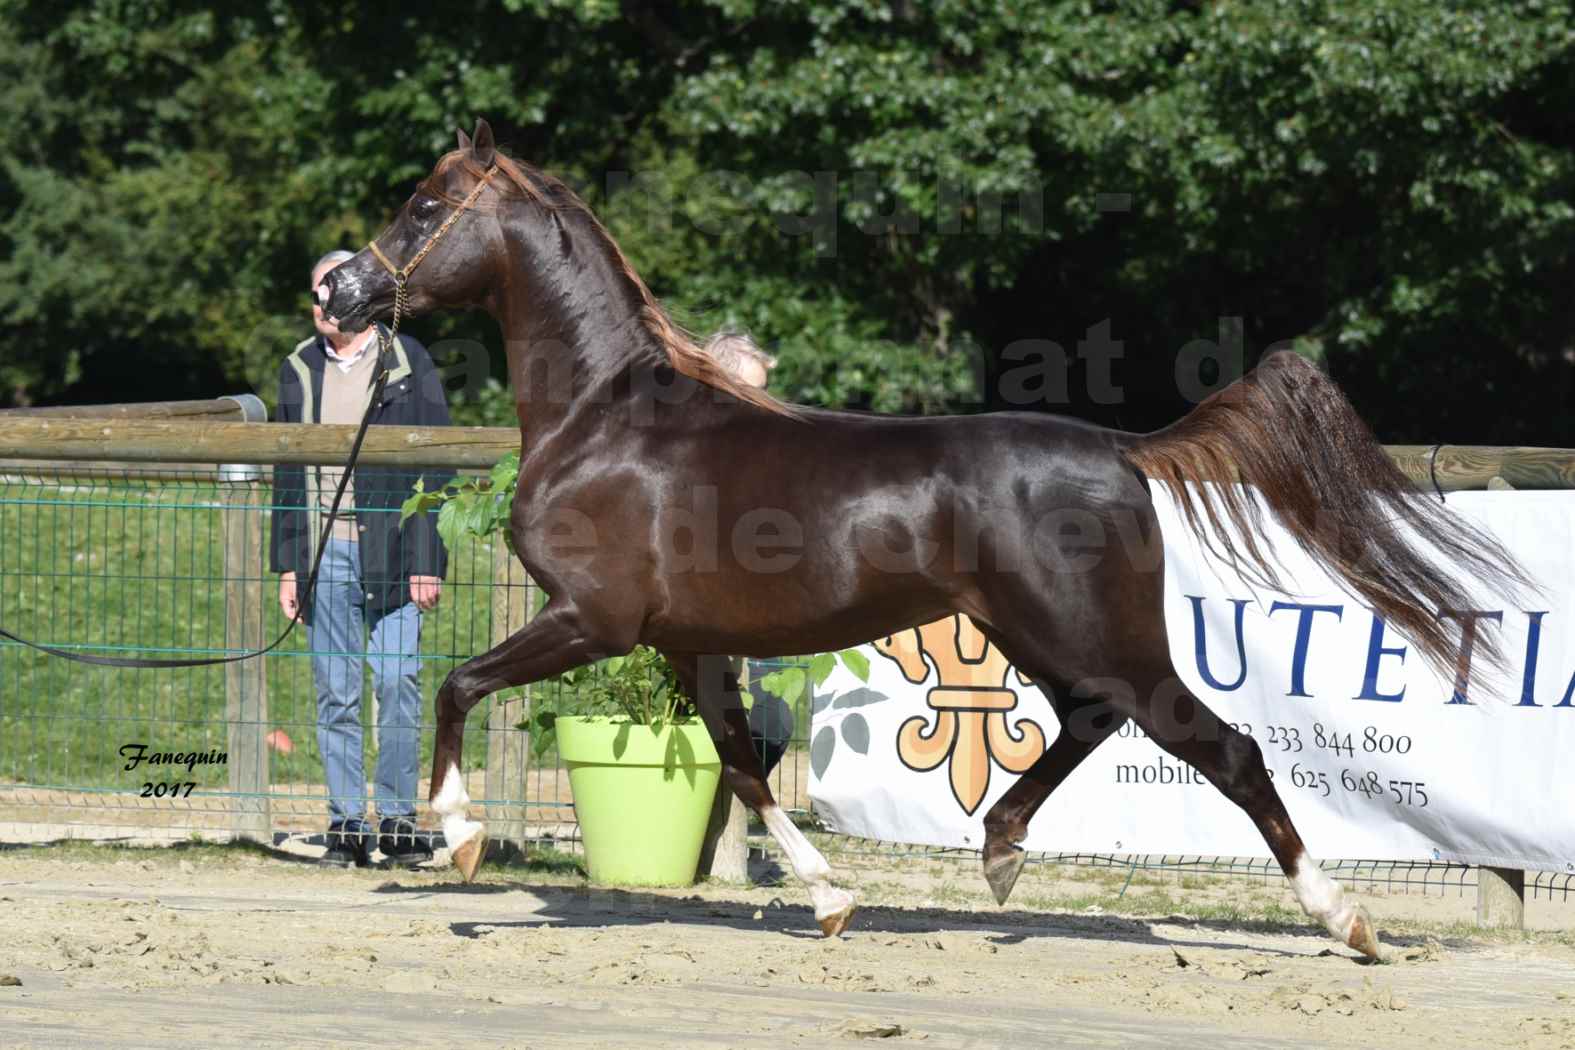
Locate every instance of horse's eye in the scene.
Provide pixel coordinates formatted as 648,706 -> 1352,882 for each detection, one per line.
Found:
412,195 -> 441,220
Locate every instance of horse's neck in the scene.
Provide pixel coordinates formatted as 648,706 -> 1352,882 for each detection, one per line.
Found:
499,309 -> 671,441
495,210 -> 683,441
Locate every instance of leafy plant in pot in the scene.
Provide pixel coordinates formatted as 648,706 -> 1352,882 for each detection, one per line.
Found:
529,648 -> 722,886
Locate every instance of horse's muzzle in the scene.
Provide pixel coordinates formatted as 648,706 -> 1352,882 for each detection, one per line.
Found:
316,263 -> 383,333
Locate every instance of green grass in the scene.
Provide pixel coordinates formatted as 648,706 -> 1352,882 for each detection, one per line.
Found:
0,836 -> 594,883
0,835 -> 283,868
0,473 -> 533,796
844,856 -> 1575,950
469,842 -> 589,881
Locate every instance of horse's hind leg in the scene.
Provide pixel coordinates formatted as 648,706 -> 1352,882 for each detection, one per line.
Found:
1121,667 -> 1384,959
430,601 -> 614,881
982,477 -> 1382,958
979,689 -> 1126,905
663,651 -> 856,937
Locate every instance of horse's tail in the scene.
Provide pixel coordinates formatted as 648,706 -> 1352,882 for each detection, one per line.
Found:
1122,350 -> 1530,676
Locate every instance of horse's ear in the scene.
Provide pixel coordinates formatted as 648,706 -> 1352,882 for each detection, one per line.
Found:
456,127 -> 472,152
471,118 -> 496,167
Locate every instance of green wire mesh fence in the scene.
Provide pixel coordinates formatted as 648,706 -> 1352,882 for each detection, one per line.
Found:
0,463 -> 814,850
1,458 -> 1568,905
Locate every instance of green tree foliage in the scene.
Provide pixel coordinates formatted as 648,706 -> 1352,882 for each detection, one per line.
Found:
2,1 -> 1572,441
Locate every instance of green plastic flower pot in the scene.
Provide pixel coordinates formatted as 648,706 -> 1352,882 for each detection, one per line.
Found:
556,716 -> 722,886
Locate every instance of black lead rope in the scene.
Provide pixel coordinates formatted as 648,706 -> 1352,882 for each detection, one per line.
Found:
0,359 -> 391,669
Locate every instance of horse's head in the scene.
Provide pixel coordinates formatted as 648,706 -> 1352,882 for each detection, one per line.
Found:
316,120 -> 505,334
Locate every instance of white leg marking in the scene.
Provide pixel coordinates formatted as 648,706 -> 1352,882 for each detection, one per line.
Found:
762,805 -> 853,922
431,762 -> 483,852
1290,852 -> 1358,943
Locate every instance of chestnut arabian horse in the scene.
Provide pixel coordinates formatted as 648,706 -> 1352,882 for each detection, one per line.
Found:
318,121 -> 1525,959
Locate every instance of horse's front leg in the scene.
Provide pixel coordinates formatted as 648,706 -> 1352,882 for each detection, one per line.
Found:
430,600 -> 616,881
663,652 -> 856,937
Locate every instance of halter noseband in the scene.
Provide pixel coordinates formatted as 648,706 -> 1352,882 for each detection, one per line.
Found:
365,163 -> 499,349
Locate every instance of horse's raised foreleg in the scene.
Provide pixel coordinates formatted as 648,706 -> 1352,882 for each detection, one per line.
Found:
980,695 -> 1126,905
664,652 -> 856,937
430,601 -> 609,881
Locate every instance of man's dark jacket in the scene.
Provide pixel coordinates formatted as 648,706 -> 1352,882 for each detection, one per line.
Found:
269,327 -> 450,624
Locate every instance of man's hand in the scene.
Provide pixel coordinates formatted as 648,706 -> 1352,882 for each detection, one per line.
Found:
279,571 -> 299,620
410,575 -> 442,611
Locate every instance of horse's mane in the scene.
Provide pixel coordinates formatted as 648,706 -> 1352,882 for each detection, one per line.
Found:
429,150 -> 798,419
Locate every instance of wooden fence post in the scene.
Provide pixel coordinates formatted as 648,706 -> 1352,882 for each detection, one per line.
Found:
485,540 -> 531,860
1477,867 -> 1525,929
222,469 -> 269,843
699,657 -> 750,882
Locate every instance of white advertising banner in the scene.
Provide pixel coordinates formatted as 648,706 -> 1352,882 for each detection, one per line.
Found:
809,488 -> 1575,873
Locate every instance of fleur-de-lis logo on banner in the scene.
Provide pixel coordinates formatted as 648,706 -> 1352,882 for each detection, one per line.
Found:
874,615 -> 1047,816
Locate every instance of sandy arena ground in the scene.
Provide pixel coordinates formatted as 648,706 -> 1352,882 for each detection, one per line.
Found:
2,840 -> 1574,1049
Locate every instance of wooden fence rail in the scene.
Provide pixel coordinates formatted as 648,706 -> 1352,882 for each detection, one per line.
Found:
0,394 -> 266,423
0,418 -> 516,469
0,414 -> 1572,488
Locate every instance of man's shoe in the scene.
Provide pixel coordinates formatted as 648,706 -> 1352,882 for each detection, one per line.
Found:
378,817 -> 435,867
320,820 -> 372,868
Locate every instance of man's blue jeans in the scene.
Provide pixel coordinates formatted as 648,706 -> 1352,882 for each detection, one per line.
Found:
309,537 -> 424,823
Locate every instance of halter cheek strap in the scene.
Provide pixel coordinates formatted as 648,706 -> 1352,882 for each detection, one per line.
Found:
367,164 -> 499,284
363,163 -> 499,364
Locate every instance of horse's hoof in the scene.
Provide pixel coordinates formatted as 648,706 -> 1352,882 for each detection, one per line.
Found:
983,846 -> 1026,906
1346,905 -> 1385,961
818,903 -> 856,938
451,830 -> 488,884
814,885 -> 857,938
